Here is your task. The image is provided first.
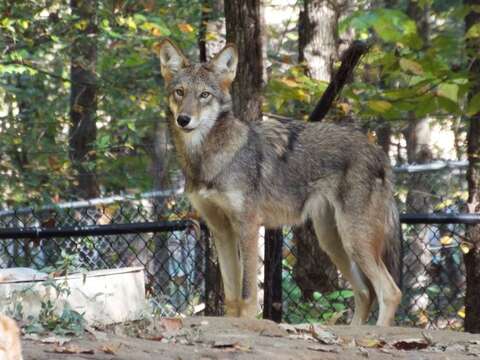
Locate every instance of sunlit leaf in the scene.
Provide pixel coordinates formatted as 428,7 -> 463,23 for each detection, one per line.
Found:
18,19 -> 29,29
399,58 -> 424,75
440,235 -> 453,245
466,92 -> 480,116
340,9 -> 418,45
177,23 -> 194,33
279,77 -> 299,88
206,32 -> 218,41
74,20 -> 88,30
367,100 -> 392,113
466,23 -> 480,38
437,83 -> 459,103
460,241 -> 474,254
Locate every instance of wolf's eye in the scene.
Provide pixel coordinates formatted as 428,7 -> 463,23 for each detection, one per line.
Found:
175,89 -> 184,97
200,91 -> 211,99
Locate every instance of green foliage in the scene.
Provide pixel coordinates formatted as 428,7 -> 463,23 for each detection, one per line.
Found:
0,0 -> 203,204
6,274 -> 86,336
265,65 -> 328,118
30,300 -> 85,336
0,0 -> 478,205
282,260 -> 354,324
340,9 -> 421,47
266,0 -> 477,152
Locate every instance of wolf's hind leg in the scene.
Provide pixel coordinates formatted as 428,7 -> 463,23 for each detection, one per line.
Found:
310,207 -> 374,325
235,221 -> 261,318
336,214 -> 401,326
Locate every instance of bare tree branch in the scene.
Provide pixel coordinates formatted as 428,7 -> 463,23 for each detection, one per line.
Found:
309,40 -> 369,122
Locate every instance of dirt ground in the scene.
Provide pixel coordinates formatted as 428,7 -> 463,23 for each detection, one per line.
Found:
22,317 -> 480,360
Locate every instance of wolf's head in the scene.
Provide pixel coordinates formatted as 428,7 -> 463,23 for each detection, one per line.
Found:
157,39 -> 238,146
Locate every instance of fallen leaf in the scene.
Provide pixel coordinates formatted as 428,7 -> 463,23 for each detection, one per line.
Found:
307,345 -> 339,353
355,338 -> 386,348
50,345 -> 95,354
23,334 -> 40,341
145,335 -> 164,341
100,343 -> 121,354
391,338 -> 429,350
39,336 -> 71,346
159,317 -> 183,332
211,340 -> 250,352
288,333 -> 316,342
309,324 -> 340,345
212,340 -> 239,349
279,323 -> 297,334
280,323 -> 339,344
235,344 -> 251,352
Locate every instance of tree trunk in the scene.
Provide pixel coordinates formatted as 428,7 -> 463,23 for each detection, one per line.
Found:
464,0 -> 480,333
199,0 -> 225,62
293,0 -> 340,300
224,0 -> 264,123
69,0 -> 98,199
298,0 -> 338,82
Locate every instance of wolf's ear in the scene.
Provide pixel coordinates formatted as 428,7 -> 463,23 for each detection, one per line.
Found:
157,39 -> 189,83
209,44 -> 238,86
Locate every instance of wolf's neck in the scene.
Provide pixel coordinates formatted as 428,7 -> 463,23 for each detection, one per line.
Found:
173,111 -> 249,191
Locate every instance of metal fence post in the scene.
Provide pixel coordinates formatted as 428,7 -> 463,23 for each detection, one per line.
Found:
263,228 -> 283,322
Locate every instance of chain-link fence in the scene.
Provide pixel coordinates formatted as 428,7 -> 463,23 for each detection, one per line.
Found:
0,161 -> 477,329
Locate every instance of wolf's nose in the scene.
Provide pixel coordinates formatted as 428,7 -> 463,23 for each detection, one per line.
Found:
177,115 -> 191,128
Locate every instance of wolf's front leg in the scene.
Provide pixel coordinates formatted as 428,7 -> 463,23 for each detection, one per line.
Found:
191,198 -> 243,316
210,224 -> 242,316
235,222 -> 261,318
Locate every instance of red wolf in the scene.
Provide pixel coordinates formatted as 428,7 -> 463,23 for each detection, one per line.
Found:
157,39 -> 402,326
0,314 -> 22,360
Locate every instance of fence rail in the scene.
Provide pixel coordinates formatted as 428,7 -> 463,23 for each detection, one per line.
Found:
0,220 -> 196,239
0,213 -> 477,239
400,213 -> 480,224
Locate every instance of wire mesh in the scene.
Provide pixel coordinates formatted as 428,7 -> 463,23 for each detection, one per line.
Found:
0,163 -> 474,329
280,222 -> 467,329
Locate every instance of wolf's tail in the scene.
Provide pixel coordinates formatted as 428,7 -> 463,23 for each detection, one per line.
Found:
383,194 -> 402,287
